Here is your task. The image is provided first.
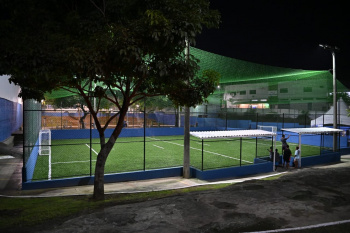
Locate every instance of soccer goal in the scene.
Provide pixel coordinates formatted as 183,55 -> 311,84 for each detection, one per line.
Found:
39,129 -> 51,156
39,129 -> 52,180
257,125 -> 277,135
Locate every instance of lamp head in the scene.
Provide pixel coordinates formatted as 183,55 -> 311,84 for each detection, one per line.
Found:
319,44 -> 340,51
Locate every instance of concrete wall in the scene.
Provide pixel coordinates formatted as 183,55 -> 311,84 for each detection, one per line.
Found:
0,75 -> 23,142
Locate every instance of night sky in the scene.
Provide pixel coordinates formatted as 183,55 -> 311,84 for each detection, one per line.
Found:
195,1 -> 350,88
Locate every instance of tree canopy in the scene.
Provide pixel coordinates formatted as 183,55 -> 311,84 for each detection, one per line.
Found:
1,0 -> 220,106
0,0 -> 221,200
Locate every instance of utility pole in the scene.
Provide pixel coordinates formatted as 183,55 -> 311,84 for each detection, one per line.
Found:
319,44 -> 339,151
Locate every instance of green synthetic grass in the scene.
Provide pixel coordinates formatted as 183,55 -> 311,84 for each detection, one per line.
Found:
32,135 -> 322,181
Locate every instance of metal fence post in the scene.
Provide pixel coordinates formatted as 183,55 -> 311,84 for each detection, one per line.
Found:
240,137 -> 242,166
143,98 -> 146,171
201,139 -> 204,171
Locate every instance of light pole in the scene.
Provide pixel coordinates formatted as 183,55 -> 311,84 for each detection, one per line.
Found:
319,44 -> 339,151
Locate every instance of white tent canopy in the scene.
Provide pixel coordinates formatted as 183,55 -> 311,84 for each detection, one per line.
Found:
311,98 -> 350,126
281,127 -> 343,135
281,127 -> 343,167
190,129 -> 276,139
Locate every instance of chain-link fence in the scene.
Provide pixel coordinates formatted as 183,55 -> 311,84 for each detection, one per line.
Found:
23,100 -> 347,181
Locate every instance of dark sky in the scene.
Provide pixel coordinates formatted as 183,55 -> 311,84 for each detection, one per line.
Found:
195,1 -> 350,88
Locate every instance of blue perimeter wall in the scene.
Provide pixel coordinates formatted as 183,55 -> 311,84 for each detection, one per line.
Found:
22,151 -> 341,190
0,98 -> 22,142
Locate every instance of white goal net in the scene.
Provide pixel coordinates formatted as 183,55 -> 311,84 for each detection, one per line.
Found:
39,129 -> 51,156
257,125 -> 277,135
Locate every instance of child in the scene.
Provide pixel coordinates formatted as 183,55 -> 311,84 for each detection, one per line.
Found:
267,146 -> 273,161
274,149 -> 280,171
294,146 -> 300,168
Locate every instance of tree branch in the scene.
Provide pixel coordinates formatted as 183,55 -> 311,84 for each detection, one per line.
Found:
89,0 -> 106,17
102,111 -> 120,131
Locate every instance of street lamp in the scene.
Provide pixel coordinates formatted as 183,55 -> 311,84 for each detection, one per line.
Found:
319,44 -> 340,151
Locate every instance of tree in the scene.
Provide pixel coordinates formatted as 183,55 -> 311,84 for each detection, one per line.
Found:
0,0 -> 220,200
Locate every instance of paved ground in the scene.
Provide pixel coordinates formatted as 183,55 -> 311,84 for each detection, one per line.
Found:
1,136 -> 350,232
36,156 -> 350,232
0,133 -> 23,195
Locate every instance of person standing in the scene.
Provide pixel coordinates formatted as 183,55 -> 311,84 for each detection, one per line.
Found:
281,134 -> 290,155
283,145 -> 292,169
268,146 -> 273,161
294,146 -> 301,168
274,148 -> 280,164
274,148 -> 281,171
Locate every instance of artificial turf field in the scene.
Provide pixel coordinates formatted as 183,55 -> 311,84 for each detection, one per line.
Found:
33,135 -> 322,181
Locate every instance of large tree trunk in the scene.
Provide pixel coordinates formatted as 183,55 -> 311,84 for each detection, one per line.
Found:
175,107 -> 180,127
93,151 -> 107,200
92,137 -> 118,200
183,106 -> 190,178
92,105 -> 128,200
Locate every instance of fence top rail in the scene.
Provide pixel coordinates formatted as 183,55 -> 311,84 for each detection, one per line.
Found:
190,129 -> 276,139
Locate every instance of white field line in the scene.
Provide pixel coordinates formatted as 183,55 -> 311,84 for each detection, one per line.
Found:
85,144 -> 99,155
52,160 -> 96,165
147,137 -> 252,164
243,219 -> 350,233
51,144 -> 98,165
153,144 -> 164,149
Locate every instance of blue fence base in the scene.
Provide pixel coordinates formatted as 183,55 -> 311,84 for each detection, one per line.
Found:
22,167 -> 183,190
191,162 -> 273,181
22,152 -> 342,190
300,152 -> 340,167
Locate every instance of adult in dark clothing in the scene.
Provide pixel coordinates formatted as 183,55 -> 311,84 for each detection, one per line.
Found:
281,134 -> 290,155
283,145 -> 292,169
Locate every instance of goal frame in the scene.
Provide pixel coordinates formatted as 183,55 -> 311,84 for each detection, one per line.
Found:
39,129 -> 51,156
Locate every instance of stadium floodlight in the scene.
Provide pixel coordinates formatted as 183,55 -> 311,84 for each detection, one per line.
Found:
319,44 -> 340,151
